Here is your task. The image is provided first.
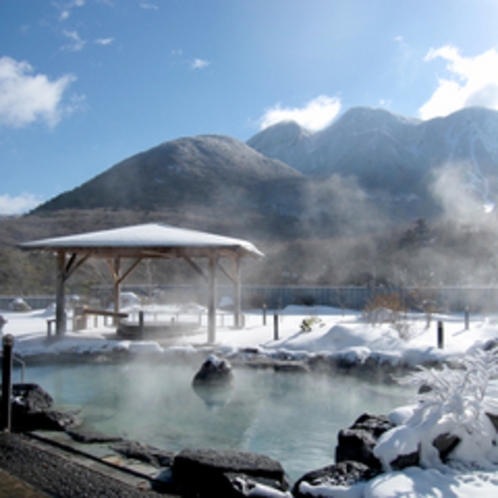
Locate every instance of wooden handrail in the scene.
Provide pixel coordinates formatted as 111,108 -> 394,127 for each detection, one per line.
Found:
81,307 -> 128,319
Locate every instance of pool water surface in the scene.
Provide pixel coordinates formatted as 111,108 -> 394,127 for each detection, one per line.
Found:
23,360 -> 413,482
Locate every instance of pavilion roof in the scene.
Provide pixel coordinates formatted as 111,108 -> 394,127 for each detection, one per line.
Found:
19,223 -> 264,259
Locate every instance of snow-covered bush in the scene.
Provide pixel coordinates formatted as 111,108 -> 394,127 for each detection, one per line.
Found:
362,292 -> 413,340
374,348 -> 498,471
300,316 -> 324,333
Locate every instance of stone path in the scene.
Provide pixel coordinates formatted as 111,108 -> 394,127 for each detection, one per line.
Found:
0,432 -> 179,497
0,468 -> 51,498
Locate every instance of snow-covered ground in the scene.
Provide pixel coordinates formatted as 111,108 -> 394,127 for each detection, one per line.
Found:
2,302 -> 498,497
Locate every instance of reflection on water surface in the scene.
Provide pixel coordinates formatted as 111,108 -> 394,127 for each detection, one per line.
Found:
23,360 -> 413,482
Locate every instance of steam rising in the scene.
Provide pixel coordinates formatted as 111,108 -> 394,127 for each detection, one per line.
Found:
33,360 -> 410,483
430,162 -> 494,224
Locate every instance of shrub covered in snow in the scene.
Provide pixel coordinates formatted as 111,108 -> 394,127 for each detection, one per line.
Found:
362,291 -> 413,340
300,316 -> 324,333
374,348 -> 498,471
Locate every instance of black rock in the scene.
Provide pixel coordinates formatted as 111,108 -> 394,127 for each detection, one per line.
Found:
172,448 -> 288,498
192,355 -> 234,387
293,461 -> 379,498
223,473 -> 291,497
13,409 -> 82,432
432,432 -> 461,461
486,412 -> 498,433
336,428 -> 381,469
11,383 -> 54,413
351,413 -> 394,437
66,428 -> 123,444
335,414 -> 393,470
110,440 -> 176,467
390,449 -> 420,470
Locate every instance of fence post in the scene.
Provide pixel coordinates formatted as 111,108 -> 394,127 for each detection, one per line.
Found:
2,334 -> 14,432
139,311 -> 144,339
437,321 -> 444,349
273,311 -> 279,341
464,306 -> 470,330
263,304 -> 267,326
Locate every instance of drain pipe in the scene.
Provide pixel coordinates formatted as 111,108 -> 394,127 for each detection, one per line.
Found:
1,334 -> 14,432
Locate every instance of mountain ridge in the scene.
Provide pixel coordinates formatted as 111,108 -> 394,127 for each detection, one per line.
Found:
27,106 -> 498,235
247,106 -> 498,217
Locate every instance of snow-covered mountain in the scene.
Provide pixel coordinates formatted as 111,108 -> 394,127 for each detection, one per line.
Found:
36,134 -> 304,214
26,107 -> 498,244
248,106 -> 498,219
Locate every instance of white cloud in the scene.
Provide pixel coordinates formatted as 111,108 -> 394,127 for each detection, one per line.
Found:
191,58 -> 210,70
57,0 -> 85,20
139,2 -> 158,10
419,46 -> 498,120
0,193 -> 43,215
0,56 -> 75,128
63,29 -> 86,51
259,95 -> 341,132
95,37 -> 114,46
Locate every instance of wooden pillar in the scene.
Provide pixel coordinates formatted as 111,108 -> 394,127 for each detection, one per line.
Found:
113,257 -> 121,326
208,253 -> 218,343
1,334 -> 14,432
55,251 -> 66,337
233,256 -> 242,329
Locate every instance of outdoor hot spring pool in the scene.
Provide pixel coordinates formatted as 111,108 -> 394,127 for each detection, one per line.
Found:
19,359 -> 414,482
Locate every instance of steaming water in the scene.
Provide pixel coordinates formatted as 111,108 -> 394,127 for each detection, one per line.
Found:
23,361 -> 413,482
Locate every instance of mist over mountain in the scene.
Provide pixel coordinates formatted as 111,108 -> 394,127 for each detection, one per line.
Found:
32,106 -> 498,233
4,107 -> 498,293
248,106 -> 498,221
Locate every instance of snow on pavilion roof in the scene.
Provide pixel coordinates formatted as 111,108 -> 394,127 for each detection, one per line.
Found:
20,223 -> 264,258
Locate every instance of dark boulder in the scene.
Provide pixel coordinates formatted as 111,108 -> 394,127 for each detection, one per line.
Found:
432,432 -> 461,462
336,428 -> 381,470
390,449 -> 420,471
192,355 -> 234,387
14,409 -> 82,432
172,448 -> 288,497
192,355 -> 234,407
110,440 -> 175,467
351,413 -> 393,437
66,428 -> 123,444
0,384 -> 81,432
293,460 -> 379,497
335,413 -> 393,470
486,411 -> 498,432
222,473 -> 291,497
11,383 -> 54,413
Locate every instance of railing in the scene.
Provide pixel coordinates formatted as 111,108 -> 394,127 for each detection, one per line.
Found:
3,285 -> 498,314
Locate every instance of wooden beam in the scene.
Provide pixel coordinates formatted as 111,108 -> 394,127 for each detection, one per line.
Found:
117,257 -> 143,284
65,253 -> 90,280
233,256 -> 242,329
182,254 -> 208,281
55,251 -> 66,337
218,261 -> 234,283
113,257 -> 121,325
207,253 -> 218,343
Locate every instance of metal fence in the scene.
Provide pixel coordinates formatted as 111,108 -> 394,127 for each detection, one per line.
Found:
2,286 -> 498,313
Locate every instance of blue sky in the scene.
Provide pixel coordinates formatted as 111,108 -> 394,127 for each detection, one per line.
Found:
2,0 -> 498,215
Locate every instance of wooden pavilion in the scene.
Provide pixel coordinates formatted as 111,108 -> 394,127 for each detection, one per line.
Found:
19,223 -> 264,343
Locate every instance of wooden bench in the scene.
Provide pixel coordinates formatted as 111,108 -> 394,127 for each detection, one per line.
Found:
73,307 -> 128,330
